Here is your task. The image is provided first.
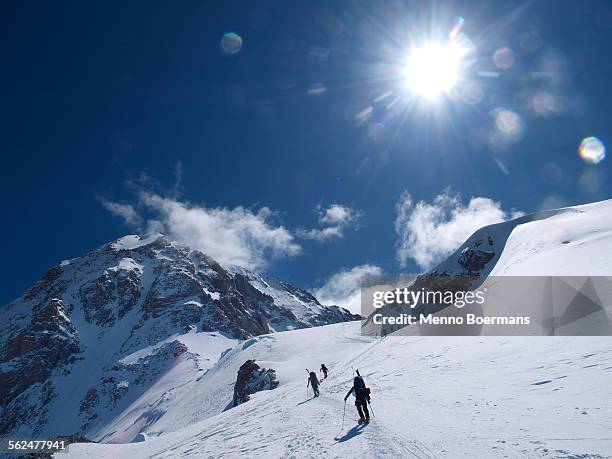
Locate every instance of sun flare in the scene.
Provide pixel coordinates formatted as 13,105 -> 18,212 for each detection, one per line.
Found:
403,41 -> 466,99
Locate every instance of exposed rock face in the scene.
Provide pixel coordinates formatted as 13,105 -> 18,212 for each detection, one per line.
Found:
458,247 -> 495,273
0,298 -> 80,436
0,234 -> 358,440
232,360 -> 279,407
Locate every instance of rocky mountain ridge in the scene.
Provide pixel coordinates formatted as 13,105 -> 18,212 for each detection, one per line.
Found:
0,234 -> 358,440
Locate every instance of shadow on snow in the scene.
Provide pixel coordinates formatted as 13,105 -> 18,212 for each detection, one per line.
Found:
333,424 -> 367,443
296,398 -> 316,406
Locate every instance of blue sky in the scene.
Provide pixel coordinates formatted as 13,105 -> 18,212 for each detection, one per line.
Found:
2,0 -> 611,306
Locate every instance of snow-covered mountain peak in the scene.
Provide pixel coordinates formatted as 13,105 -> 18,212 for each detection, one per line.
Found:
0,234 -> 358,441
109,233 -> 165,251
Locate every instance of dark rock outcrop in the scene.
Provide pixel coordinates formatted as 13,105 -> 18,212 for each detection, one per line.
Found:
232,360 -> 279,407
0,298 -> 80,435
458,247 -> 495,274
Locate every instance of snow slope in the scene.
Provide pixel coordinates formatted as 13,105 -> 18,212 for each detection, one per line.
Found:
430,199 -> 612,278
491,200 -> 612,275
62,322 -> 612,459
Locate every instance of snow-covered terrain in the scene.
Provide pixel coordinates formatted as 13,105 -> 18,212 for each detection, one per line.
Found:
63,321 -> 612,458
491,200 -> 612,276
5,199 -> 612,458
0,234 -> 357,443
431,199 -> 612,278
366,199 -> 612,337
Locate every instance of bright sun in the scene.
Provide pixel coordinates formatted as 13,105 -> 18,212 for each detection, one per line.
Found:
403,41 -> 465,99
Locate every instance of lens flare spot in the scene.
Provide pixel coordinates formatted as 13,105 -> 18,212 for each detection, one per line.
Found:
493,47 -> 514,69
449,17 -> 465,39
308,83 -> 327,96
531,91 -> 559,117
220,32 -> 242,55
494,157 -> 510,175
478,70 -> 500,78
579,137 -> 606,164
355,106 -> 373,125
494,109 -> 523,138
577,169 -> 604,195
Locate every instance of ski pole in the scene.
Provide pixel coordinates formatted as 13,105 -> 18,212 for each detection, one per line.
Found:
341,400 -> 346,431
368,400 -> 375,418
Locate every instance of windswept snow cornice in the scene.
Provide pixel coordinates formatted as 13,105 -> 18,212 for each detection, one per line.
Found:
109,233 -> 165,251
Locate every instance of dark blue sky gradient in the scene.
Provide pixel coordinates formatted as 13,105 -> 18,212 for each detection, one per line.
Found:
2,0 -> 611,304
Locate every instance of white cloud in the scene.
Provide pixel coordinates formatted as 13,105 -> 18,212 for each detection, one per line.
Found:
319,204 -> 359,226
98,198 -> 142,228
313,264 -> 383,314
395,191 -> 523,270
297,226 -> 344,241
100,192 -> 301,270
298,204 -> 363,242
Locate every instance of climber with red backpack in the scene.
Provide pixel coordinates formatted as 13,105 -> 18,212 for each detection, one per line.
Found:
343,369 -> 371,424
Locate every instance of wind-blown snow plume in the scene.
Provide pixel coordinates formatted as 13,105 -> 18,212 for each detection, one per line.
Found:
395,191 -> 523,270
140,193 -> 301,270
100,192 -> 301,270
98,198 -> 143,228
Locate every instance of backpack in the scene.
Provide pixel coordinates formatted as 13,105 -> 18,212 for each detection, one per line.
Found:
310,372 -> 318,384
354,376 -> 370,400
